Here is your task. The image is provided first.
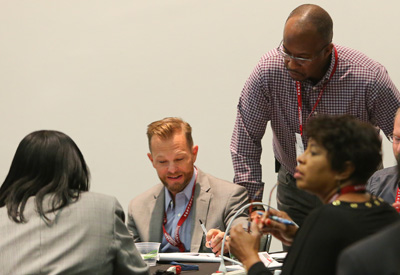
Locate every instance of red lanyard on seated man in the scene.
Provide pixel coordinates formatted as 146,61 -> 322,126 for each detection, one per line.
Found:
162,171 -> 197,252
395,187 -> 400,213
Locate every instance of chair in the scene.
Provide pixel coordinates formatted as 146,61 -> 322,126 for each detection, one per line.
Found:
259,233 -> 272,252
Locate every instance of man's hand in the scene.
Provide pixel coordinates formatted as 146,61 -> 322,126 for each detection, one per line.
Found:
250,210 -> 264,221
205,229 -> 228,256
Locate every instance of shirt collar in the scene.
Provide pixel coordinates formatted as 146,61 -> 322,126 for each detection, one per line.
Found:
319,44 -> 337,86
304,44 -> 337,87
164,167 -> 197,210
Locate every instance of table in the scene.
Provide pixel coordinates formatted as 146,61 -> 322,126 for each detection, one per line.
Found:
149,252 -> 285,274
149,261 -> 221,274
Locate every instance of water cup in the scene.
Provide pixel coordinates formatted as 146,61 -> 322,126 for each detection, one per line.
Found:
135,242 -> 161,267
229,250 -> 240,265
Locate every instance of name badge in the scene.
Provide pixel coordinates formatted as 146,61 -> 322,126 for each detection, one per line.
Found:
295,133 -> 305,164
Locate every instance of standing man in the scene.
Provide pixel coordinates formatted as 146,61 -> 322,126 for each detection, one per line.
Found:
231,4 -> 400,228
128,117 -> 249,255
367,108 -> 400,212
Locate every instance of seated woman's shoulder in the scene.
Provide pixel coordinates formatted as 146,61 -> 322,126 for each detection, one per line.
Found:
72,192 -> 120,211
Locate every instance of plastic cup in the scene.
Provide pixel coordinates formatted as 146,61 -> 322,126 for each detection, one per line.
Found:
135,242 -> 161,267
229,251 -> 240,265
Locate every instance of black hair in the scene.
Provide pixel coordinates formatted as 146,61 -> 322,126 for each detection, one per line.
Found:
0,130 -> 90,223
306,115 -> 381,184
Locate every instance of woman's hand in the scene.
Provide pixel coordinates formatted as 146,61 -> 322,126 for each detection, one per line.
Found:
260,208 -> 298,246
228,220 -> 262,271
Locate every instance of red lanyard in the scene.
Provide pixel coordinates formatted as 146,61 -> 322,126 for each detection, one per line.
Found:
162,171 -> 197,252
328,184 -> 366,204
297,46 -> 338,135
395,187 -> 400,213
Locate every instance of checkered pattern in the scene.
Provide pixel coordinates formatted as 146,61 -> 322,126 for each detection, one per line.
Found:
231,44 -> 400,200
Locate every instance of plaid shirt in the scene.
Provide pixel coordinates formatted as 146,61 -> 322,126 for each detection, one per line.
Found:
231,44 -> 400,200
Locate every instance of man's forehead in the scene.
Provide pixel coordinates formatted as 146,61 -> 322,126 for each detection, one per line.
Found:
150,134 -> 190,154
284,17 -> 320,38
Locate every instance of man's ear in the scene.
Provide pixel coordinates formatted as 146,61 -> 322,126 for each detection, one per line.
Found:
324,43 -> 334,59
192,145 -> 199,162
147,153 -> 155,167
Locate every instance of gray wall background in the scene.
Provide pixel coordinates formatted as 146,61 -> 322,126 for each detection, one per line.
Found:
1,0 -> 399,251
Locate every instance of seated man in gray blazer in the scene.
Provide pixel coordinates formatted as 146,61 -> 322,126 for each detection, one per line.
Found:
367,108 -> 400,212
127,117 -> 249,255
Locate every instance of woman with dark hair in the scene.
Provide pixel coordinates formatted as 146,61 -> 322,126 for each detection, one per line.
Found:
229,115 -> 400,275
0,130 -> 149,275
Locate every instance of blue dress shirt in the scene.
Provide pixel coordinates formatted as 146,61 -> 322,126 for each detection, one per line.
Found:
161,168 -> 197,252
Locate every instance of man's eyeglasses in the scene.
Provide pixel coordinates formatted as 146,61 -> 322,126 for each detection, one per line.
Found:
277,40 -> 329,65
388,133 -> 400,144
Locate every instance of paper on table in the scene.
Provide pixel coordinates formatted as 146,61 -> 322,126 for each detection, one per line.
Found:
158,252 -> 220,263
158,251 -> 283,269
259,252 -> 282,269
269,252 -> 287,261
226,265 -> 245,272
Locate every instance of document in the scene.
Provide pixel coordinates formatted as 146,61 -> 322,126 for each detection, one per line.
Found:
259,252 -> 282,269
158,251 -> 285,269
158,252 -> 220,263
269,252 -> 287,261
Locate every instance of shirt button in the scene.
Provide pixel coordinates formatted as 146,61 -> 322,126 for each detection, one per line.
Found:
177,213 -> 181,217
313,87 -> 318,91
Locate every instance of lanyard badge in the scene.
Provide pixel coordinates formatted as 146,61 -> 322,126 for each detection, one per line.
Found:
162,170 -> 198,252
296,46 -> 338,136
295,47 -> 338,162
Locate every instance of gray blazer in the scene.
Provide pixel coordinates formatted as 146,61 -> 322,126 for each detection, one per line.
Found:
127,168 -> 249,252
0,192 -> 149,275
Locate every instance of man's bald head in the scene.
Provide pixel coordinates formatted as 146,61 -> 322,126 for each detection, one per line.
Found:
286,4 -> 333,44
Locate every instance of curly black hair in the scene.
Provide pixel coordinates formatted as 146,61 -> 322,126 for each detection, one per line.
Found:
305,114 -> 381,184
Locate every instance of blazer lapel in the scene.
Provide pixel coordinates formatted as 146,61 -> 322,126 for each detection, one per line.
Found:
191,169 -> 211,252
148,187 -> 165,243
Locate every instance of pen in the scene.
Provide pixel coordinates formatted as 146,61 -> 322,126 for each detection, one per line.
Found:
199,219 -> 213,247
269,215 -> 296,226
169,261 -> 199,271
199,219 -> 208,236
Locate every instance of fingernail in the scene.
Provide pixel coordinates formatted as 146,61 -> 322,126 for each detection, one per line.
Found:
266,219 -> 271,226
